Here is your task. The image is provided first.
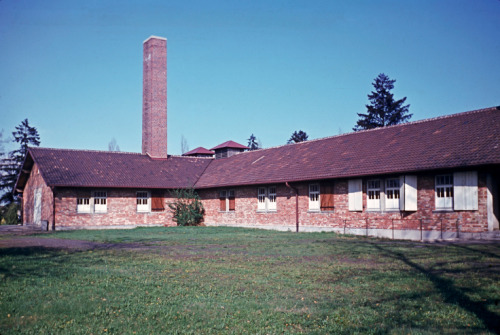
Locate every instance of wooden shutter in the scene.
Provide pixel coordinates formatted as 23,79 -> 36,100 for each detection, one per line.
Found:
320,183 -> 334,211
219,197 -> 226,211
151,190 -> 164,211
228,190 -> 235,211
454,171 -> 478,210
348,179 -> 363,211
400,175 -> 417,211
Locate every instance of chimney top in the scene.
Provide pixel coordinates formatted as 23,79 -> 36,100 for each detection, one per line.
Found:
143,36 -> 167,43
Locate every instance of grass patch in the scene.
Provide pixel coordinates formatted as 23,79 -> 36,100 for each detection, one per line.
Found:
1,227 -> 499,334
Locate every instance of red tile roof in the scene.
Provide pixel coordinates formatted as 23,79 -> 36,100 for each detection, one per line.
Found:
24,148 -> 211,189
16,107 -> 500,192
182,147 -> 214,156
194,107 -> 500,188
210,141 -> 248,150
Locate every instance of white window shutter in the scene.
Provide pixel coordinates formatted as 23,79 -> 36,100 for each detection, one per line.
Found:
404,175 -> 418,211
465,171 -> 478,210
399,176 -> 405,210
348,179 -> 363,211
454,171 -> 478,210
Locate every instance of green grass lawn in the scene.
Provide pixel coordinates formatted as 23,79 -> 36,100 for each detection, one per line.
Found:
1,227 -> 499,334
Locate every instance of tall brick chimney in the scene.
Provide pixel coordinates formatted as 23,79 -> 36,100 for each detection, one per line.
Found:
142,36 -> 167,158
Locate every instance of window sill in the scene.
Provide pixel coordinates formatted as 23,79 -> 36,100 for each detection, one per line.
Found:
433,209 -> 454,213
219,211 -> 236,213
257,210 -> 277,214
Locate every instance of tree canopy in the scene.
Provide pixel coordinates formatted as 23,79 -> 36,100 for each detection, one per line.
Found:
0,119 -> 40,204
247,134 -> 260,151
287,130 -> 309,144
353,73 -> 411,131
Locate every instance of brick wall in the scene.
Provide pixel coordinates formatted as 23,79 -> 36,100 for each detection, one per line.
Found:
22,163 -> 54,229
23,169 -> 491,237
198,171 -> 490,234
53,188 -> 176,229
142,36 -> 167,158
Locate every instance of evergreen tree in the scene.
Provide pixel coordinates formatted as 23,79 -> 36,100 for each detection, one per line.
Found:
353,73 -> 411,131
247,134 -> 260,151
0,119 -> 40,204
287,130 -> 309,144
168,188 -> 205,226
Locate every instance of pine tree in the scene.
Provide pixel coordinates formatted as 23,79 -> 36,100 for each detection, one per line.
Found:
247,134 -> 260,151
0,119 -> 40,204
353,73 -> 411,131
287,130 -> 309,144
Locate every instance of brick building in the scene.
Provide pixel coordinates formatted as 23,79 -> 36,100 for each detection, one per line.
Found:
14,36 -> 500,240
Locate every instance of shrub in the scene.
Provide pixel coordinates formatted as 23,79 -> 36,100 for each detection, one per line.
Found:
0,202 -> 20,225
168,188 -> 205,226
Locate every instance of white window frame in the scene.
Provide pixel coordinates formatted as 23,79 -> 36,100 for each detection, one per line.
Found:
268,186 -> 277,211
220,190 -> 235,212
367,180 -> 381,210
257,186 -> 277,212
309,184 -> 320,211
435,174 -> 453,210
136,191 -> 151,213
257,187 -> 267,211
93,191 -> 107,213
77,196 -> 91,213
385,178 -> 400,210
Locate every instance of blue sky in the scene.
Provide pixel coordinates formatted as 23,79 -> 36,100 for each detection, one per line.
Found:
1,0 -> 499,155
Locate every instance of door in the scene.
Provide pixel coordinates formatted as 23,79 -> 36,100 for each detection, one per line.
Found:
33,188 -> 42,226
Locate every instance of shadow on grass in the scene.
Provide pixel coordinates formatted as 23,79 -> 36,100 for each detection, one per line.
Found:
0,246 -> 90,281
372,243 -> 500,334
450,243 -> 500,260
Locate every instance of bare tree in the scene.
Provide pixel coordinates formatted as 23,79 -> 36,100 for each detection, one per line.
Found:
108,138 -> 120,152
181,135 -> 189,154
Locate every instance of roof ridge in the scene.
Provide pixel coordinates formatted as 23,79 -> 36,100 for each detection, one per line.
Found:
230,105 -> 500,156
166,154 -> 214,159
30,147 -> 144,156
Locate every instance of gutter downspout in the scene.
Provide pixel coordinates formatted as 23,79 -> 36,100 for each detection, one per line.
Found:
51,187 -> 56,231
285,182 -> 299,232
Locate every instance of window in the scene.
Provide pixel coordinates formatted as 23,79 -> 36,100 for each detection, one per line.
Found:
268,186 -> 277,211
77,196 -> 91,213
367,180 -> 381,210
309,184 -> 320,211
257,186 -> 277,212
385,178 -> 400,210
434,172 -> 478,211
137,191 -> 150,212
93,191 -> 107,213
435,175 -> 453,210
220,190 -> 235,212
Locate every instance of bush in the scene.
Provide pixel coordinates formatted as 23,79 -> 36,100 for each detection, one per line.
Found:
168,189 -> 205,226
0,202 -> 20,225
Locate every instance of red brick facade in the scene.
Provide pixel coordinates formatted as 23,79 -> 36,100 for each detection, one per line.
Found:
53,188 -> 177,230
142,36 -> 167,158
198,171 -> 493,239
